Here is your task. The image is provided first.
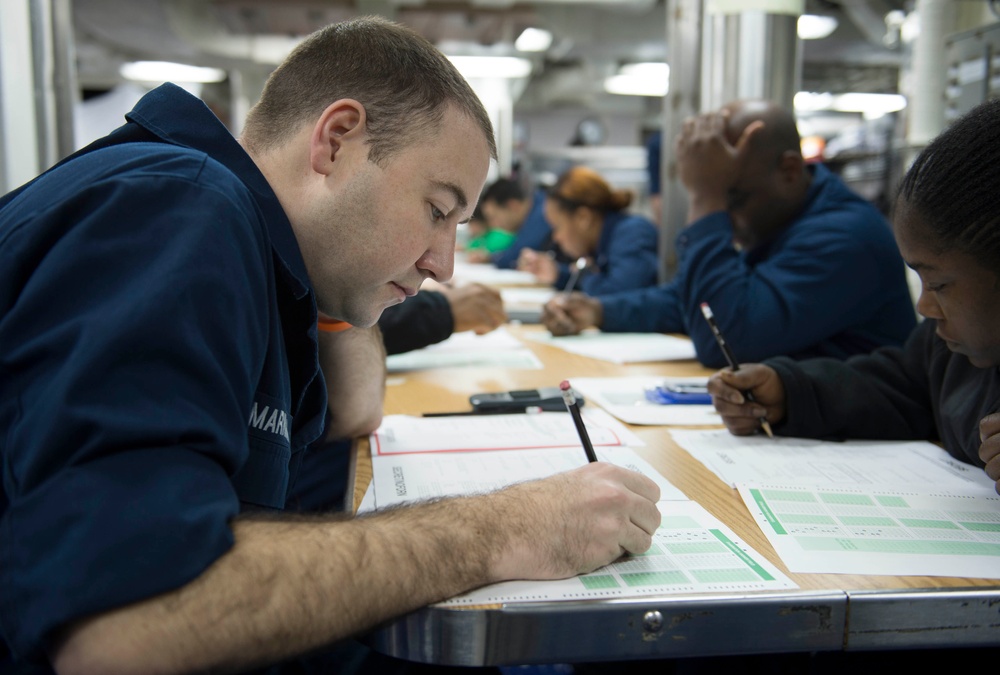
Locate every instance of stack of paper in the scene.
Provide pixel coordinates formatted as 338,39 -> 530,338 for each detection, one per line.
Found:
523,330 -> 697,363
362,412 -> 799,602
670,429 -> 1000,578
451,261 -> 539,286
739,483 -> 1000,578
500,287 -> 556,324
385,326 -> 542,372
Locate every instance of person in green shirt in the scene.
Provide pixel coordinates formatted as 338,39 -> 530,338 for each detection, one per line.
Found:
465,206 -> 516,254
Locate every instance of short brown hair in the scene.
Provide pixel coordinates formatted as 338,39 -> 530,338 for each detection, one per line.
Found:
241,16 -> 496,165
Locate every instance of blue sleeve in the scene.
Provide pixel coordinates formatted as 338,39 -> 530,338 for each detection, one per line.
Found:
579,217 -> 659,296
598,282 -> 687,334
553,262 -> 572,290
669,209 -> 909,368
0,163 -> 268,659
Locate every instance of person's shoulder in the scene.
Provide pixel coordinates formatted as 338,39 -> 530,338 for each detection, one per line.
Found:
809,166 -> 884,217
798,170 -> 891,237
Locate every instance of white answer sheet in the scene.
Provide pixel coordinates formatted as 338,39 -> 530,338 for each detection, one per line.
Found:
385,327 -> 543,372
523,330 -> 697,363
438,499 -> 796,606
369,445 -> 687,509
450,261 -> 539,286
739,482 -> 1000,577
671,429 -> 997,491
369,408 -> 644,456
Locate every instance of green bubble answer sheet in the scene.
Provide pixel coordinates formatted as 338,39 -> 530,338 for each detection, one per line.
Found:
739,482 -> 1000,578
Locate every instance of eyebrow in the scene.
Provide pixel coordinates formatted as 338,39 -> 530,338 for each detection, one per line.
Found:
905,260 -> 937,272
432,180 -> 469,222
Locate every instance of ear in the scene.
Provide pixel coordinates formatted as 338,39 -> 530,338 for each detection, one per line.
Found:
776,150 -> 804,185
573,205 -> 597,230
309,99 -> 367,176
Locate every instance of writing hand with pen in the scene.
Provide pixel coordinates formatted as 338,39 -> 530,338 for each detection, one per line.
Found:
540,293 -> 603,337
440,283 -> 507,335
517,248 -> 559,285
706,364 -> 786,437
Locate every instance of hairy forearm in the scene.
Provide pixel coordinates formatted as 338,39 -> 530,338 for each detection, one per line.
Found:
51,463 -> 658,675
52,500 -> 504,675
319,325 -> 386,438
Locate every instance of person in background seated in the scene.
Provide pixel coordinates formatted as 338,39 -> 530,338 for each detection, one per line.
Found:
468,178 -> 557,268
540,99 -> 915,368
518,166 -> 659,296
707,98 -> 1000,495
378,282 -> 506,355
463,206 -> 516,258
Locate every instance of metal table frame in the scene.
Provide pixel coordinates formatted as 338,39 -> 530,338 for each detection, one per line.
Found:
365,587 -> 1000,666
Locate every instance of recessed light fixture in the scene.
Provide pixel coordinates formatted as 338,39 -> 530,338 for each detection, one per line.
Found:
797,14 -> 839,41
515,27 -> 553,53
119,61 -> 227,84
794,91 -> 907,118
603,62 -> 669,97
447,55 -> 533,79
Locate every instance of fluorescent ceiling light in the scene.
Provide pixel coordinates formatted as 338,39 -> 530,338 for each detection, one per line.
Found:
794,91 -> 907,118
603,62 -> 669,97
120,61 -> 227,83
797,14 -> 838,40
447,55 -> 532,79
515,27 -> 553,52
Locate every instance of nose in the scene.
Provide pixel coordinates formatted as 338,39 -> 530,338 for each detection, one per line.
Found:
915,287 -> 943,321
416,225 -> 456,283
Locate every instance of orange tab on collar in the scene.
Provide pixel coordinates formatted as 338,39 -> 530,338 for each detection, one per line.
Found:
317,317 -> 353,333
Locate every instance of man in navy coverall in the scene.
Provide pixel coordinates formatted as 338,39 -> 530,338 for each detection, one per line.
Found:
0,17 -> 660,674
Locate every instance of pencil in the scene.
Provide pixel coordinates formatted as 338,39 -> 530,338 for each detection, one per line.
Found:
563,257 -> 587,294
699,303 -> 774,438
559,380 -> 598,462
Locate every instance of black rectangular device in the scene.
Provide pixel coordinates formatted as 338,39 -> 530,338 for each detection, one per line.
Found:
468,387 -> 582,413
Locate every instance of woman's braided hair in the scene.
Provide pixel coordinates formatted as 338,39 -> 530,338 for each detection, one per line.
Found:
897,98 -> 1000,268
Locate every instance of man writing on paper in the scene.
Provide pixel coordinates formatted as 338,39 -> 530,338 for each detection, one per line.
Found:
540,99 -> 916,368
0,18 -> 660,674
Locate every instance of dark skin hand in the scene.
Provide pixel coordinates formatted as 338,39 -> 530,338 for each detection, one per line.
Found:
443,283 -> 506,335
707,364 -> 787,436
540,292 -> 603,336
979,412 -> 1000,494
675,110 -> 764,223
